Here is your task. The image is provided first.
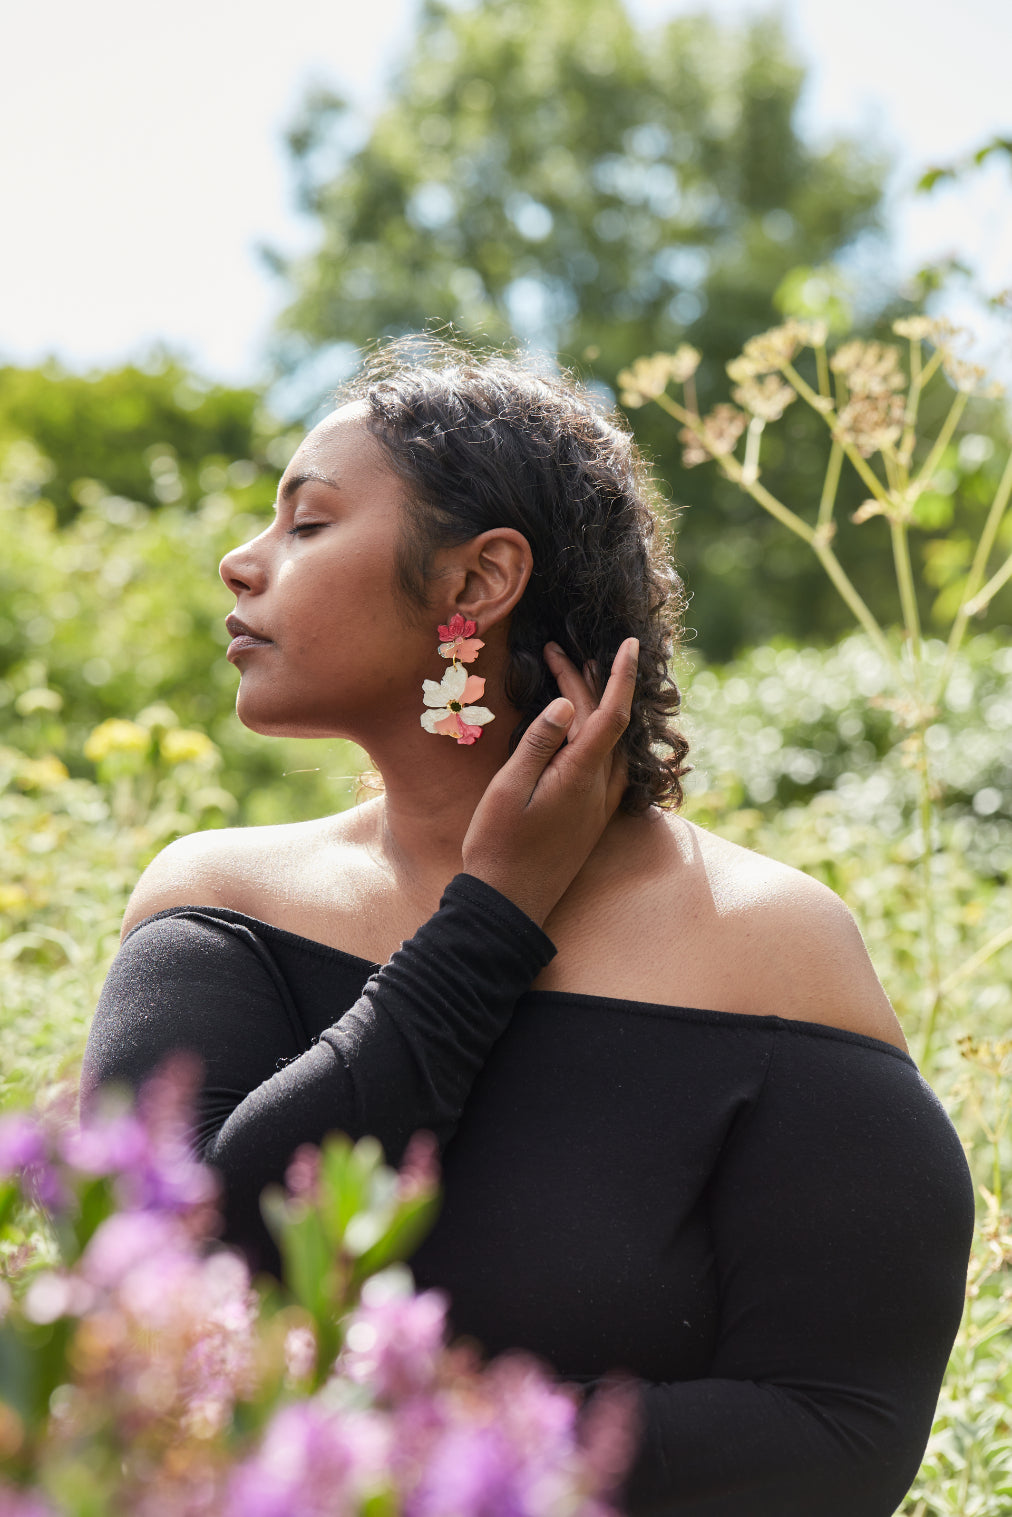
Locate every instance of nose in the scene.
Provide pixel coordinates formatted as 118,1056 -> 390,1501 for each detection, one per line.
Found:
219,531 -> 269,596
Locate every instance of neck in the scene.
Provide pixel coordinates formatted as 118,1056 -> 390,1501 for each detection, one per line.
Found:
366,710 -> 518,891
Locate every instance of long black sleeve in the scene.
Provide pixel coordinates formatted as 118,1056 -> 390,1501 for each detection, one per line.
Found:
617,1027 -> 974,1516
81,874 -> 555,1262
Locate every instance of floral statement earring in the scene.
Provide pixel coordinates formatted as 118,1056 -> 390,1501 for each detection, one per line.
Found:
420,613 -> 495,746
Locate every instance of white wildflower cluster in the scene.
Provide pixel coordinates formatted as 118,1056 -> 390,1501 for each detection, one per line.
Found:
829,341 -> 907,458
617,345 -> 700,407
679,404 -> 748,468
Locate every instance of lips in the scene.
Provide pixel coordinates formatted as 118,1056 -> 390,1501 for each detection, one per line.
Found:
226,614 -> 271,641
225,613 -> 273,662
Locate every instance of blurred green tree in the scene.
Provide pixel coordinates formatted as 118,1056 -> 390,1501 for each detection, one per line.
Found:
0,358 -> 290,524
270,0 -> 887,654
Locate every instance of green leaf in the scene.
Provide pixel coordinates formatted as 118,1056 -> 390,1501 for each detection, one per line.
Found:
352,1193 -> 441,1280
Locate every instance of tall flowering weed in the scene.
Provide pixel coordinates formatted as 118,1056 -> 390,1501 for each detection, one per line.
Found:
0,1063 -> 633,1516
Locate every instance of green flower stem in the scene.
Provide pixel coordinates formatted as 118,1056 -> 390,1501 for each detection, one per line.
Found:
817,441 -> 843,530
916,740 -> 944,1072
890,518 -> 922,667
936,447 -> 1012,700
939,925 -> 1012,999
781,362 -> 894,507
810,538 -> 901,678
912,390 -> 968,493
963,545 -> 1012,617
898,343 -> 944,465
655,389 -> 903,681
815,343 -> 831,399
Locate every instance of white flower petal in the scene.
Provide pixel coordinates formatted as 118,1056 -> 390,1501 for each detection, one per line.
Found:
460,706 -> 494,726
421,709 -> 448,732
422,679 -> 449,708
441,665 -> 467,700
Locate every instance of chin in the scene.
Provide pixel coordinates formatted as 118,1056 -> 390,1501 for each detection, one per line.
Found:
234,691 -> 351,742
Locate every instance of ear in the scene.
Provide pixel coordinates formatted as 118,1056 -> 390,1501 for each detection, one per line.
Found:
439,529 -> 533,629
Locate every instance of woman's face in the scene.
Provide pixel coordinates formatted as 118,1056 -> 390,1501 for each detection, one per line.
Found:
218,402 -> 425,741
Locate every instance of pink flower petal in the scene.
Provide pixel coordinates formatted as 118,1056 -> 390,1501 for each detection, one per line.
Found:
456,721 -> 484,745
433,713 -> 462,738
454,637 -> 484,663
461,674 -> 486,704
437,613 -> 477,642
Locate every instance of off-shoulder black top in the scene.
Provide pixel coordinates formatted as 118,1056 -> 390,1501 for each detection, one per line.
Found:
80,873 -> 974,1517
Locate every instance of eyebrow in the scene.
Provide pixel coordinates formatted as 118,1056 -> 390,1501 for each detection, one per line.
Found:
275,470 -> 342,506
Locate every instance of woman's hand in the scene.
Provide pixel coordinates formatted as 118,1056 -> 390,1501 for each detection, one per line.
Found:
461,638 -> 638,925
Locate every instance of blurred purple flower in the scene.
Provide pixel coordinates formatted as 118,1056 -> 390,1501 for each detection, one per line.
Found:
65,1060 -> 218,1218
225,1401 -> 389,1517
80,1211 -> 184,1291
0,1112 -> 47,1173
0,1485 -> 57,1517
341,1283 -> 447,1401
398,1129 -> 440,1201
284,1144 -> 321,1202
576,1376 -> 641,1498
409,1422 -> 528,1517
60,1110 -> 148,1175
0,1113 -> 67,1212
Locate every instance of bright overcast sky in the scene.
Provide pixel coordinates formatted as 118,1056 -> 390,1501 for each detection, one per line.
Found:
2,0 -> 1010,387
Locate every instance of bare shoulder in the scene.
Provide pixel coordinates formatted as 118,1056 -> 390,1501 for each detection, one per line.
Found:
668,816 -> 908,1051
119,803 -> 380,942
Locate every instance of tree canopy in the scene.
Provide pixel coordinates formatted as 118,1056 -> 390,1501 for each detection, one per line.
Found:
271,0 -> 887,653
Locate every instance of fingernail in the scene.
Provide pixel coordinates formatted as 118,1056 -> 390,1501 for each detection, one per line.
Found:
545,641 -> 563,656
545,698 -> 574,726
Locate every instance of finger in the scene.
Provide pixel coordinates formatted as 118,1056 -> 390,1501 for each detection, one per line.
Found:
501,698 -> 575,803
544,643 -> 597,735
570,638 -> 639,759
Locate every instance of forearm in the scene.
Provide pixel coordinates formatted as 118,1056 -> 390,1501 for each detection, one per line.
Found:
615,1375 -> 927,1517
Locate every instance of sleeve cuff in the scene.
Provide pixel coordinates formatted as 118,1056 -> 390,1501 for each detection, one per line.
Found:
442,873 -> 558,967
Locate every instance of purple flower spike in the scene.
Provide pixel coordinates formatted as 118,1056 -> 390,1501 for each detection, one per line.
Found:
60,1111 -> 149,1178
0,1113 -> 47,1174
80,1211 -> 184,1290
342,1285 -> 447,1401
410,1424 -> 526,1517
226,1401 -> 387,1517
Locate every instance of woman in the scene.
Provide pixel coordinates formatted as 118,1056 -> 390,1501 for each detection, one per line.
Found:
82,344 -> 974,1516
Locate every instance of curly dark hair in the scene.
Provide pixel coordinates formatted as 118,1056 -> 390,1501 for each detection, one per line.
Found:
338,339 -> 690,813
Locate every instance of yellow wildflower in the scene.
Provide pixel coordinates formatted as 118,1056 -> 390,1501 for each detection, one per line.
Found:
14,688 -> 63,716
160,729 -> 219,766
16,756 -> 69,790
84,720 -> 151,763
0,884 -> 29,913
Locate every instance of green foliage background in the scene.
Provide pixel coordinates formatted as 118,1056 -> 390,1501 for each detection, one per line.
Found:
273,0 -> 889,655
1,0 -> 1011,1508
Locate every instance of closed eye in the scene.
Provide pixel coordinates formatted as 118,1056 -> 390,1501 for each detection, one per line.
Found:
287,523 -> 327,537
